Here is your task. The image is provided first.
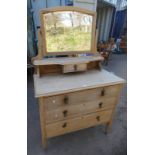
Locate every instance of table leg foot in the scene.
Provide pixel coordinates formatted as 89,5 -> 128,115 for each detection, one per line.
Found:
42,138 -> 47,149
104,122 -> 112,134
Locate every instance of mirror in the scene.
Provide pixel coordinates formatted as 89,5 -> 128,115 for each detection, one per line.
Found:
42,11 -> 93,53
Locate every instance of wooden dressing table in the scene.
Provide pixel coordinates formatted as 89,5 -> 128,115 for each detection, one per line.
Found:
33,6 -> 125,148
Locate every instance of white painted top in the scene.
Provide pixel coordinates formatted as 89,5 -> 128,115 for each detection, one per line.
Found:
33,69 -> 125,98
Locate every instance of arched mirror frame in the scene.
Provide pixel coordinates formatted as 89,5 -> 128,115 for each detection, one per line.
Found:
40,6 -> 97,56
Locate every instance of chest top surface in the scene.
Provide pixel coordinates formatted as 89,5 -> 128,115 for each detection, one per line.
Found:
33,69 -> 125,97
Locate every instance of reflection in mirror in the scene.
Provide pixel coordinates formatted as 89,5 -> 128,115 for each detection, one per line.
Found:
43,11 -> 93,52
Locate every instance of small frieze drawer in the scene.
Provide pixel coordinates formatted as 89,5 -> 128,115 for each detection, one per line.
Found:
62,63 -> 87,73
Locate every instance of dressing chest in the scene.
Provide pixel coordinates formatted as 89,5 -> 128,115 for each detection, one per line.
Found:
33,6 -> 125,148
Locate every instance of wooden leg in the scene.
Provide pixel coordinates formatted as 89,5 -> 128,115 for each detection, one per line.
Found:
39,98 -> 47,149
105,85 -> 123,134
42,136 -> 47,149
105,122 -> 112,134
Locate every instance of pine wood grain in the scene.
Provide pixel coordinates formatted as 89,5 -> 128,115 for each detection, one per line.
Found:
46,109 -> 113,138
45,97 -> 116,124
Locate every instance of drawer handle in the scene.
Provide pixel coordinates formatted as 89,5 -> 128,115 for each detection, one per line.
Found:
74,64 -> 77,71
99,102 -> 103,108
63,110 -> 68,117
96,116 -> 100,121
101,89 -> 105,96
64,96 -> 69,104
62,122 -> 67,128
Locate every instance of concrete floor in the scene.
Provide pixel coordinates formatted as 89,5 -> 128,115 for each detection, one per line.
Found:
27,54 -> 127,155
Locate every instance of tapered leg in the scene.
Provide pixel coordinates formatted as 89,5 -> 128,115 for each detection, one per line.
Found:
105,121 -> 112,134
39,98 -> 47,149
104,85 -> 123,134
41,135 -> 47,149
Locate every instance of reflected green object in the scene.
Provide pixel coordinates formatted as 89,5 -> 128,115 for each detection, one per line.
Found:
43,11 -> 93,52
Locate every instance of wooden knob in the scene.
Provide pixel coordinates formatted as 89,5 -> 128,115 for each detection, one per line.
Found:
63,110 -> 68,117
96,116 -> 100,121
101,89 -> 105,96
99,102 -> 103,108
64,96 -> 69,104
62,122 -> 67,128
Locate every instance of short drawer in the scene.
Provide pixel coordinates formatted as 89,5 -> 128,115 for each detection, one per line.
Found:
44,85 -> 120,110
46,109 -> 113,138
62,63 -> 87,73
63,64 -> 74,73
76,63 -> 87,71
45,97 -> 116,123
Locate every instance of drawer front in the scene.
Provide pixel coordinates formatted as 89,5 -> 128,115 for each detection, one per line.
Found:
45,97 -> 116,123
76,63 -> 87,71
68,86 -> 119,104
46,103 -> 83,124
63,64 -> 74,73
63,63 -> 87,73
44,85 -> 120,110
46,110 -> 113,138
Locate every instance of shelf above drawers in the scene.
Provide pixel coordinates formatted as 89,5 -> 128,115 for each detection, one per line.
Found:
33,55 -> 104,76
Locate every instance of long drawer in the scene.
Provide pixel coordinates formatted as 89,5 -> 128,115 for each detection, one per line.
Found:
46,109 -> 113,138
45,97 -> 116,123
44,85 -> 120,110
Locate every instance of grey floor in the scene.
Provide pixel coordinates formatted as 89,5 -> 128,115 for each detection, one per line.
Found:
27,53 -> 127,155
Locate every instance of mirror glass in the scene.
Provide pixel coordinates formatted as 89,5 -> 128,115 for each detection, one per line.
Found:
43,11 -> 93,53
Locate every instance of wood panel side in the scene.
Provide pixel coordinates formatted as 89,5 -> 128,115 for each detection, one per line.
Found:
105,84 -> 124,133
87,61 -> 100,70
39,65 -> 62,75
